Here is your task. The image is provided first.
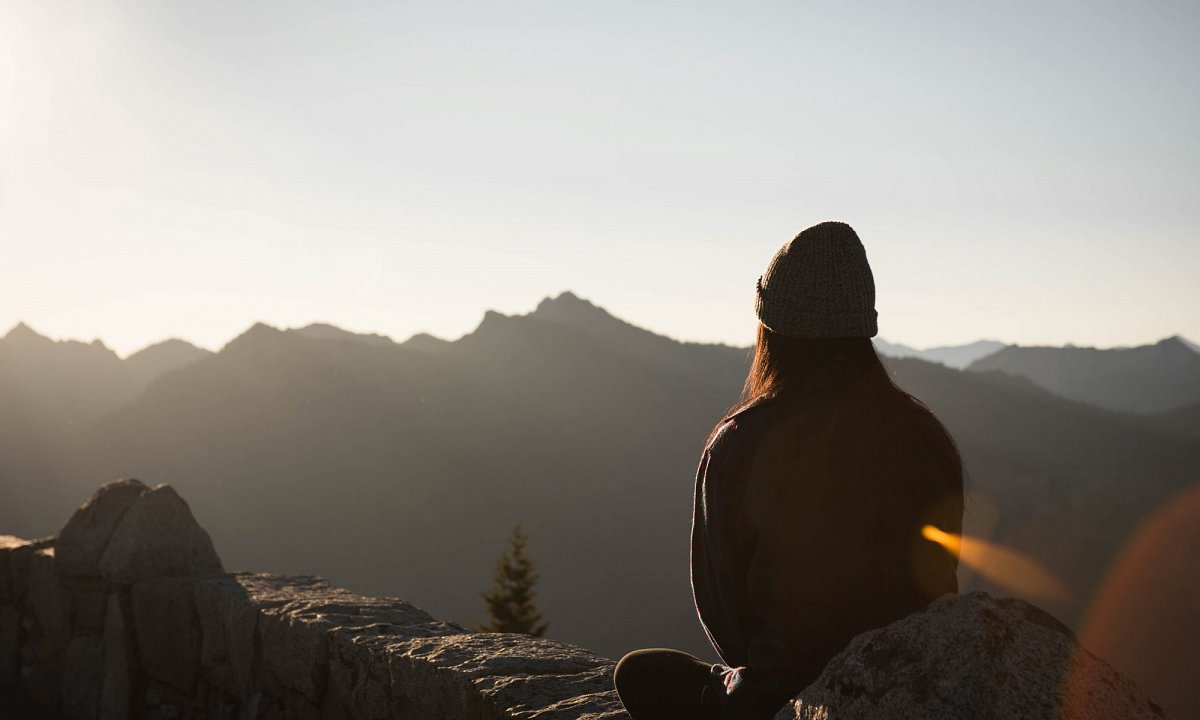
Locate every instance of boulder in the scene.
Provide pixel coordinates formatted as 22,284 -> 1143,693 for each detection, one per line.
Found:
5,537 -> 54,606
57,479 -> 149,578
73,588 -> 109,632
100,593 -> 134,720
0,604 -> 18,684
131,578 -> 202,693
194,575 -> 263,699
0,534 -> 27,602
97,484 -> 223,584
25,547 -> 71,658
24,549 -> 69,705
778,592 -> 1167,720
61,634 -> 104,720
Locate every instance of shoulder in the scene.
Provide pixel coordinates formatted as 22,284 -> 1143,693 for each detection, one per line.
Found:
705,392 -> 786,458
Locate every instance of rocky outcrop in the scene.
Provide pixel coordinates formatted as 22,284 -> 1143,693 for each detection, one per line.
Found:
56,479 -> 149,578
778,592 -> 1167,720
1,481 -> 1170,719
0,480 -> 625,719
97,483 -> 224,584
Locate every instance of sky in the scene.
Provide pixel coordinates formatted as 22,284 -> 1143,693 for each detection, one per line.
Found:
2,0 -> 1197,357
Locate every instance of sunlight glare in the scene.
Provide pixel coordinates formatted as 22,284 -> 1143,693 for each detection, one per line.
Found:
922,524 -> 1070,603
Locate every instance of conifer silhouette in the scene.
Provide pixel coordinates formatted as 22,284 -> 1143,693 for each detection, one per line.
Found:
478,523 -> 548,636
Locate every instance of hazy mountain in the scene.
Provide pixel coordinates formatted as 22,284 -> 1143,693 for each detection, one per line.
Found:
874,338 -> 1004,369
0,322 -> 129,425
967,336 -> 1200,414
1,296 -> 1197,705
400,332 -> 452,354
0,326 -> 198,535
294,323 -> 397,347
1179,336 -> 1200,354
1148,402 -> 1200,438
124,339 -> 213,392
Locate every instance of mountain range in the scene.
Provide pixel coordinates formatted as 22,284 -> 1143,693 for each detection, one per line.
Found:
2,293 -> 1198,716
872,337 -> 1006,369
966,337 -> 1200,415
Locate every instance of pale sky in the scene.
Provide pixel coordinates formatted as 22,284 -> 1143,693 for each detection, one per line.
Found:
2,0 -> 1197,357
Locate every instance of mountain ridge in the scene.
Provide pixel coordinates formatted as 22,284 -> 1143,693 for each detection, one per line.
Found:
968,336 -> 1200,414
6,312 -> 1194,365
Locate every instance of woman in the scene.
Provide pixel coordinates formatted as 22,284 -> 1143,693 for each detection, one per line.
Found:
613,221 -> 965,720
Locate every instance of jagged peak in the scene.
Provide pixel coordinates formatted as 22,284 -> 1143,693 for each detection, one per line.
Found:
1,322 -> 118,359
531,291 -> 615,325
471,309 -> 513,333
4,321 -> 50,343
220,322 -> 285,352
1160,335 -> 1199,353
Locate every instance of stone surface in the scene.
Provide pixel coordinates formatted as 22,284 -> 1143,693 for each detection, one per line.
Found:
0,603 -> 18,684
73,587 -> 110,632
324,611 -> 467,720
5,537 -> 54,606
24,546 -> 70,706
13,480 -> 1169,720
56,479 -> 149,578
62,634 -> 104,720
25,547 -> 71,648
226,573 -> 461,704
388,632 -> 626,720
132,577 -> 202,693
778,592 -> 1167,720
194,575 -> 263,699
100,593 -> 134,720
0,535 -> 26,603
97,484 -> 224,584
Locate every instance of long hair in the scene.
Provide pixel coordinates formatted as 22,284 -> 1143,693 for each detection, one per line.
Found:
739,324 -> 889,406
711,324 -> 966,513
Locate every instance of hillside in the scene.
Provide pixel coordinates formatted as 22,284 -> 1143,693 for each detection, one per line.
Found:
1148,401 -> 1200,438
873,338 -> 1004,369
2,295 -> 1198,681
967,336 -> 1200,414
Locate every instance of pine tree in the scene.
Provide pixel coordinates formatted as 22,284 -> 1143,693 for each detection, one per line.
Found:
478,523 -> 548,636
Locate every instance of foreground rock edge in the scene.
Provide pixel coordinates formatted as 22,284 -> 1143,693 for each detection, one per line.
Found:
777,592 -> 1168,720
3,479 -> 1174,719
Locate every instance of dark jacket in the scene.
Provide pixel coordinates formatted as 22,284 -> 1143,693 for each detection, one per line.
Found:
690,388 -> 963,718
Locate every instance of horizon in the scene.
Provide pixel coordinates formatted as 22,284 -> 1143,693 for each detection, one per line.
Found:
3,290 -> 1196,360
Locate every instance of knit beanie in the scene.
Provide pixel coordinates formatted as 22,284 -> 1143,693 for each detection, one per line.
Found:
754,221 -> 878,338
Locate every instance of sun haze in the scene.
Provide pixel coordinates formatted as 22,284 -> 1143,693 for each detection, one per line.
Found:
2,1 -> 1197,356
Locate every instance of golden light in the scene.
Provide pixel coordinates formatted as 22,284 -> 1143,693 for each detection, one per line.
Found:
1071,483 -> 1200,719
922,524 -> 1070,603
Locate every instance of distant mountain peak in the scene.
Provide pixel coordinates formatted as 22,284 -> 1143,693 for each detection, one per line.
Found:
4,321 -> 49,343
124,339 -> 211,386
875,337 -> 1006,370
531,291 -> 617,326
401,332 -> 451,354
292,323 -> 395,347
125,337 -> 209,358
220,322 -> 285,353
1161,335 -> 1199,354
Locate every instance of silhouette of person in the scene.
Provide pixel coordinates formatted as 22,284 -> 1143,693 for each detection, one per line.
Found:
612,221 -> 965,719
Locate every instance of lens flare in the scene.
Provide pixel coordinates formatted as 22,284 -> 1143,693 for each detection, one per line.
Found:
922,525 -> 1070,603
